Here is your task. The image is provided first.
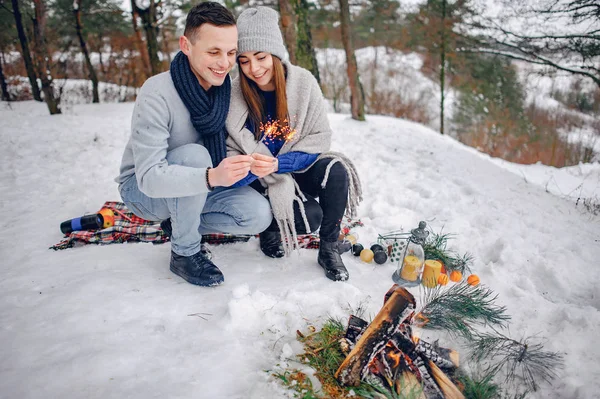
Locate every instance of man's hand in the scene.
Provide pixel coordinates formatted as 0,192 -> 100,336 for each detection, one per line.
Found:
250,153 -> 278,178
208,155 -> 253,187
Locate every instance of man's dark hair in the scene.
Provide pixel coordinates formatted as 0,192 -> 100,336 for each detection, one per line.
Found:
184,2 -> 236,43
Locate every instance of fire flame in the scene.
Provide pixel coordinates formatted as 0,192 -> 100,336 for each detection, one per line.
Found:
260,119 -> 297,144
387,349 -> 402,368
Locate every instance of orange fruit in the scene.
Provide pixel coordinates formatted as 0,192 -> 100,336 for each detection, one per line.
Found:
467,274 -> 480,286
440,262 -> 447,274
449,270 -> 462,282
437,273 -> 449,286
98,208 -> 115,228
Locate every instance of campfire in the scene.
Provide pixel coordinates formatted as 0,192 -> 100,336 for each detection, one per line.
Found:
335,285 -> 464,399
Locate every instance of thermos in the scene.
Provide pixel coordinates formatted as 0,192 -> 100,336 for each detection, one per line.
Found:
60,214 -> 103,235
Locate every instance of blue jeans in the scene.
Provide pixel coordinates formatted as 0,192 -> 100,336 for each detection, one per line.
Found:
119,144 -> 273,256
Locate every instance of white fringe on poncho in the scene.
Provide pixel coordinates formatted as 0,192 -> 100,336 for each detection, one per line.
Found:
226,62 -> 363,255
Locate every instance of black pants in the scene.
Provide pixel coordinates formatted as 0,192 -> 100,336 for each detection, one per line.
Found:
251,158 -> 349,242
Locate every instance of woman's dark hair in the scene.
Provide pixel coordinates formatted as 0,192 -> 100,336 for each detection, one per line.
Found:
184,2 -> 236,43
239,56 -> 289,140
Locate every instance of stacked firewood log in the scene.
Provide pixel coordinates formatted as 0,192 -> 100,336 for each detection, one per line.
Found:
335,285 -> 464,399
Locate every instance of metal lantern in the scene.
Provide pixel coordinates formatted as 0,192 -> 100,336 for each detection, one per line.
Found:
391,221 -> 429,287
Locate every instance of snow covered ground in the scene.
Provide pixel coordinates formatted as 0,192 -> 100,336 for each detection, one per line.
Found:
1,100 -> 599,398
5,77 -> 137,104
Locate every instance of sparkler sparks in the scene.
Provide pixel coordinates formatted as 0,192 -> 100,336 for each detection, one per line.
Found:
259,119 -> 297,144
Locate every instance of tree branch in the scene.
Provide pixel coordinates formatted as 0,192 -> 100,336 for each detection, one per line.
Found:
0,1 -> 13,13
460,46 -> 600,87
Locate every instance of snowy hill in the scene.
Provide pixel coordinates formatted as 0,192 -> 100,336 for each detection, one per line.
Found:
0,101 -> 599,398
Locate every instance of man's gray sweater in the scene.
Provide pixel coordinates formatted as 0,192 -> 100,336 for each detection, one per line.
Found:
116,71 -> 211,198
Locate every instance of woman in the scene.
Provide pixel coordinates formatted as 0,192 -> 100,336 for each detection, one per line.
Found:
225,7 -> 362,282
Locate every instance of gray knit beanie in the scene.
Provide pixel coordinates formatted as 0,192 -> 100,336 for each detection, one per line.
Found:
236,7 -> 288,61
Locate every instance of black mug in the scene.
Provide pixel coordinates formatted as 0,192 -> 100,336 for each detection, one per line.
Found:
60,214 -> 103,235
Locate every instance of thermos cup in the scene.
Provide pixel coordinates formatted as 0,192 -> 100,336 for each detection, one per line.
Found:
60,214 -> 103,235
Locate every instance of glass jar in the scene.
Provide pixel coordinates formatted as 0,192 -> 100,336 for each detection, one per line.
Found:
392,221 -> 429,287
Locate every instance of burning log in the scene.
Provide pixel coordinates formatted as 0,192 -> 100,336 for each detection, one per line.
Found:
334,286 -> 416,386
415,339 -> 459,370
336,285 -> 466,398
346,315 -> 368,343
412,355 -> 445,399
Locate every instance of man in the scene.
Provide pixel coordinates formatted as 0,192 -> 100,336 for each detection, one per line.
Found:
116,2 -> 272,287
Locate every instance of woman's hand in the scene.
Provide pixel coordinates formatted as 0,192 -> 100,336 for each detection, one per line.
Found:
250,153 -> 278,178
209,155 -> 253,187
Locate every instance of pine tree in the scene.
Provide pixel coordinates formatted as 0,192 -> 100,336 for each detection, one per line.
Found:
407,0 -> 475,134
452,54 -> 529,158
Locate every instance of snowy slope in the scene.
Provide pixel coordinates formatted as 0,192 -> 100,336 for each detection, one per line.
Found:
316,47 -> 599,161
0,101 -> 599,398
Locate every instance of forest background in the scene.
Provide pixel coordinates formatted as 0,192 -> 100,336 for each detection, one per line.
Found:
0,0 -> 598,168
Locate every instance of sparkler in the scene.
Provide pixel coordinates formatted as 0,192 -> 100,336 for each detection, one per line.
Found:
251,118 -> 297,155
259,119 -> 297,146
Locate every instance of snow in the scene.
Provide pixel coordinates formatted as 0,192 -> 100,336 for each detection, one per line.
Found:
1,100 -> 599,398
5,77 -> 137,104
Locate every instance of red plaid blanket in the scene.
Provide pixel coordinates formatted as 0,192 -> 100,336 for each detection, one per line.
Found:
51,201 -> 168,250
51,201 -> 363,250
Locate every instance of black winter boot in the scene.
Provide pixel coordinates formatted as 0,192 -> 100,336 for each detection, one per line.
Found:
259,231 -> 285,258
318,240 -> 349,282
161,218 -> 212,260
169,250 -> 224,287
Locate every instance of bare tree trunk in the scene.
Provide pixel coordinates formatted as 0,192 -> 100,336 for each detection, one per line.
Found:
339,0 -> 365,121
73,0 -> 99,103
97,38 -> 106,76
439,0 -> 446,135
161,28 -> 172,64
133,0 -> 162,76
277,0 -> 297,64
292,0 -> 320,83
130,0 -> 151,79
32,0 -> 61,114
0,51 -> 11,101
11,0 -> 42,101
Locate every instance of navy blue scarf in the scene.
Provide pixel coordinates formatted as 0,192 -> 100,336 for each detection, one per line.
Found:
170,51 -> 229,167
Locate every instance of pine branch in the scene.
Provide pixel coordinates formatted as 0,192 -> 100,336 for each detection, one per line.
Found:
458,371 -> 502,399
414,283 -> 510,338
470,332 -> 564,392
423,231 -> 474,273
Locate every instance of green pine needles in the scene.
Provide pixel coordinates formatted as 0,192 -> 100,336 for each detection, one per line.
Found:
423,231 -> 474,274
298,318 -> 347,390
458,372 -> 502,399
379,229 -> 474,273
353,375 -> 425,399
271,226 -> 563,397
470,332 -> 564,393
415,283 -> 511,338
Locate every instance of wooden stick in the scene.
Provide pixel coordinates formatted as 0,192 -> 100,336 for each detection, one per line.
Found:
428,360 -> 465,399
335,286 -> 416,386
